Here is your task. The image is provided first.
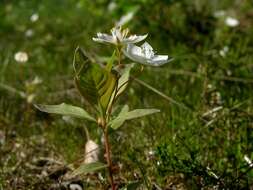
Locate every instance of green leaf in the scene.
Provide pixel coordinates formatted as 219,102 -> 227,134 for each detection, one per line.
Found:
71,162 -> 107,176
116,64 -> 133,97
73,46 -> 89,74
109,108 -> 160,130
105,51 -> 116,72
34,103 -> 96,122
110,105 -> 129,129
73,47 -> 117,112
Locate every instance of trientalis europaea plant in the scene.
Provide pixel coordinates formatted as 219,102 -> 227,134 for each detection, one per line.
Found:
35,26 -> 173,190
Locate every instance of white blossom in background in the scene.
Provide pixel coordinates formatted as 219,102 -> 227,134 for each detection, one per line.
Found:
116,11 -> 135,27
25,76 -> 42,88
31,76 -> 43,85
225,16 -> 239,27
219,46 -> 229,57
14,51 -> 28,63
93,26 -> 148,45
30,13 -> 39,22
25,29 -> 34,38
108,1 -> 117,12
244,155 -> 253,167
84,140 -> 99,164
213,10 -> 226,18
123,42 -> 173,66
25,76 -> 43,103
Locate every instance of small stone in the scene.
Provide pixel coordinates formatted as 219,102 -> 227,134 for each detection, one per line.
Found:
69,184 -> 82,190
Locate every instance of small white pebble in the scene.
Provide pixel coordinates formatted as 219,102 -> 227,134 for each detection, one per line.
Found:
69,184 -> 82,190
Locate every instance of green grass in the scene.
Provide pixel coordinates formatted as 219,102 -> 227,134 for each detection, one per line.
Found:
1,0 -> 253,189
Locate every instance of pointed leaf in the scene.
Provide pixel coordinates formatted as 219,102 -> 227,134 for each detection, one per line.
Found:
109,108 -> 160,130
74,47 -> 117,112
111,105 -> 129,129
72,162 -> 107,176
116,64 -> 133,97
73,47 -> 89,74
34,103 -> 96,122
74,48 -> 99,106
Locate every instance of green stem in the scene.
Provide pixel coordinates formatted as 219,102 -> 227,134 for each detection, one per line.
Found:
116,45 -> 122,65
101,44 -> 123,190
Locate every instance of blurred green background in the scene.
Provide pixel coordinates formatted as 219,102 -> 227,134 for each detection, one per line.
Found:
1,0 -> 253,189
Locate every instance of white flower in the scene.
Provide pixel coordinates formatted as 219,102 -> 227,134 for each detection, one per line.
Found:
219,46 -> 229,57
225,17 -> 239,27
30,13 -> 39,22
84,140 -> 99,164
14,51 -> 28,63
92,26 -> 148,45
123,42 -> 173,66
25,29 -> 34,38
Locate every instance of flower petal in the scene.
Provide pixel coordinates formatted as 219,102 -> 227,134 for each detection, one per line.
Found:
92,33 -> 116,44
148,55 -> 174,66
126,44 -> 143,57
122,34 -> 148,44
123,43 -> 173,66
141,42 -> 154,59
123,45 -> 146,64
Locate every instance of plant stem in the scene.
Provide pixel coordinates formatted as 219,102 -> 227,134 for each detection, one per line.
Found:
116,45 -> 122,66
103,125 -> 116,190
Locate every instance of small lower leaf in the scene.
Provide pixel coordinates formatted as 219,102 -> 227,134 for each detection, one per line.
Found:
71,162 -> 107,176
34,103 -> 96,122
